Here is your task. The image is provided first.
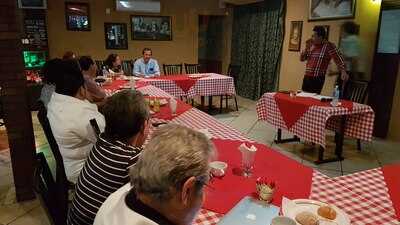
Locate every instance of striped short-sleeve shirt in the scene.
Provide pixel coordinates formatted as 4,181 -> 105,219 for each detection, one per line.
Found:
67,134 -> 142,225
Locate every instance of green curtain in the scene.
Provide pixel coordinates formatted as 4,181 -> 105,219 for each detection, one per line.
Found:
231,0 -> 285,100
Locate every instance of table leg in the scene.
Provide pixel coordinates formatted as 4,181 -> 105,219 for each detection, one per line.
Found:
314,116 -> 346,164
208,96 -> 213,111
201,96 -> 205,109
274,128 -> 300,144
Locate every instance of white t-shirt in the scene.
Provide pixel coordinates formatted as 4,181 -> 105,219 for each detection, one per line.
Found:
94,183 -> 158,225
47,92 -> 105,183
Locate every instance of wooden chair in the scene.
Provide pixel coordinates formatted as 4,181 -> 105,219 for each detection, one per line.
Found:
95,60 -> 105,76
0,87 -> 4,127
163,64 -> 182,75
342,80 -> 369,151
219,64 -> 240,113
37,101 -> 71,225
122,60 -> 133,76
184,63 -> 200,74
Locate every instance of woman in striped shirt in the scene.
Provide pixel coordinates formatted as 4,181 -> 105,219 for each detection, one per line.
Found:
67,90 -> 150,225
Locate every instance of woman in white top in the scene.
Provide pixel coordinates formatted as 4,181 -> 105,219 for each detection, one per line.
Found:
47,59 -> 105,183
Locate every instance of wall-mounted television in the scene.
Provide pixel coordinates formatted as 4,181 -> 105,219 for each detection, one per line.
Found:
18,0 -> 47,9
116,0 -> 161,13
23,51 -> 47,69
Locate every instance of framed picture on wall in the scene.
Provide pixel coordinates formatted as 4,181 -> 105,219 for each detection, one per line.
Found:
289,21 -> 303,51
104,23 -> 128,50
18,0 -> 47,9
65,2 -> 91,31
309,0 -> 356,21
131,15 -> 172,41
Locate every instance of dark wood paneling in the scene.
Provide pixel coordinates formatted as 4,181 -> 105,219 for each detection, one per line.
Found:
368,54 -> 400,137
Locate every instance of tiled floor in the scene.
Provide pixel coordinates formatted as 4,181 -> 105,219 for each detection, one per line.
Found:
0,95 -> 399,224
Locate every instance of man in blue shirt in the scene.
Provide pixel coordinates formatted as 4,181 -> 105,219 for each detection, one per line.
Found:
133,48 -> 160,77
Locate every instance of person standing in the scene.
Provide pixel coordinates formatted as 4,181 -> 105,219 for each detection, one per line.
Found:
133,48 -> 160,78
338,21 -> 362,97
300,26 -> 348,94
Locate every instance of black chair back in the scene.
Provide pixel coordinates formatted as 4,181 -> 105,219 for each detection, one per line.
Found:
184,63 -> 200,74
163,64 -> 182,75
90,118 -> 101,138
0,87 -> 4,126
344,80 -> 369,103
122,60 -> 133,76
34,152 -> 63,225
37,101 -> 69,224
227,64 -> 241,87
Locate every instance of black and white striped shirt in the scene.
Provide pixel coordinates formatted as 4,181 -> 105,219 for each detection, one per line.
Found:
67,134 -> 142,225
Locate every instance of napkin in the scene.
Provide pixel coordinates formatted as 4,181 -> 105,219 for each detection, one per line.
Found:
281,197 -> 297,216
238,143 -> 257,153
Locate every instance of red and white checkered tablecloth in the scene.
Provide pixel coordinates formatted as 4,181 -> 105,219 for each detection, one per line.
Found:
141,73 -> 236,98
193,170 -> 399,225
331,168 -> 399,224
256,92 -> 375,148
310,171 -> 399,224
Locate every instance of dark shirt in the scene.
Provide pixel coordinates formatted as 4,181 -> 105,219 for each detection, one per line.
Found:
125,189 -> 176,225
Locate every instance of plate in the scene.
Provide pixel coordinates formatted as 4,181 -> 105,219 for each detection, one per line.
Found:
283,199 -> 350,225
159,99 -> 168,106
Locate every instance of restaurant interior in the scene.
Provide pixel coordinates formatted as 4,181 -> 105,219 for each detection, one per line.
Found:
0,0 -> 400,224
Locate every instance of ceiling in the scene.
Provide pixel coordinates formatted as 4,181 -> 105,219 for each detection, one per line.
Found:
222,0 -> 264,5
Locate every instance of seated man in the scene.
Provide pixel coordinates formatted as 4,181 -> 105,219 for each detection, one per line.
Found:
47,59 -> 105,183
68,90 -> 150,225
79,56 -> 106,103
94,124 -> 216,225
133,48 -> 160,78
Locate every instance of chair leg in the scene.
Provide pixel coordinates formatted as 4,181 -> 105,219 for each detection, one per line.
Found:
225,95 -> 228,109
234,96 -> 238,111
219,95 -> 223,113
357,139 -> 362,151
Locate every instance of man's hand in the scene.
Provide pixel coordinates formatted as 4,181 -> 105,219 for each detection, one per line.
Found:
341,70 -> 349,81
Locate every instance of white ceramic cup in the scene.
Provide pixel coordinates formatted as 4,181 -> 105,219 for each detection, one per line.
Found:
169,99 -> 177,115
270,216 -> 296,225
209,161 -> 227,177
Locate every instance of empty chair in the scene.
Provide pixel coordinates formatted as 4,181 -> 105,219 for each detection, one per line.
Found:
37,101 -> 70,225
121,60 -> 133,76
220,64 -> 240,113
184,63 -> 200,74
163,64 -> 182,75
342,80 -> 369,150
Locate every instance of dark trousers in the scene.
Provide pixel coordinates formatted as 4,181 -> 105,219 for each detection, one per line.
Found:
301,76 -> 325,94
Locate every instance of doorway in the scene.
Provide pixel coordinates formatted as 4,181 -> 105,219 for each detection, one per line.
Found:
198,15 -> 224,74
368,3 -> 400,137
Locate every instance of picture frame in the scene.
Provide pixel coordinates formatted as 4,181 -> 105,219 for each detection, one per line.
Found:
309,0 -> 356,21
18,0 -> 47,9
131,15 -> 172,41
104,23 -> 128,50
288,21 -> 303,51
65,2 -> 91,31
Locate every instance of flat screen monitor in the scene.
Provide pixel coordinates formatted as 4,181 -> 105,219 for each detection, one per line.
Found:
23,51 -> 47,69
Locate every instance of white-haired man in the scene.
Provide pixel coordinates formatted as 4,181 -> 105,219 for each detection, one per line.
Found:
94,124 -> 216,225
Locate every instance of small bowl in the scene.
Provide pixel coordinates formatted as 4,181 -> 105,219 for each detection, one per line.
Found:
209,161 -> 227,177
271,216 -> 296,225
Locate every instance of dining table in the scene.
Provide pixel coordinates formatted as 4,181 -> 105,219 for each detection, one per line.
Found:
102,81 -> 398,225
256,92 -> 375,164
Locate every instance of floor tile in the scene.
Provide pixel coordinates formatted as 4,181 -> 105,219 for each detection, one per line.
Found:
8,205 -> 50,225
316,169 -> 342,178
229,110 -> 258,134
0,199 -> 39,224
